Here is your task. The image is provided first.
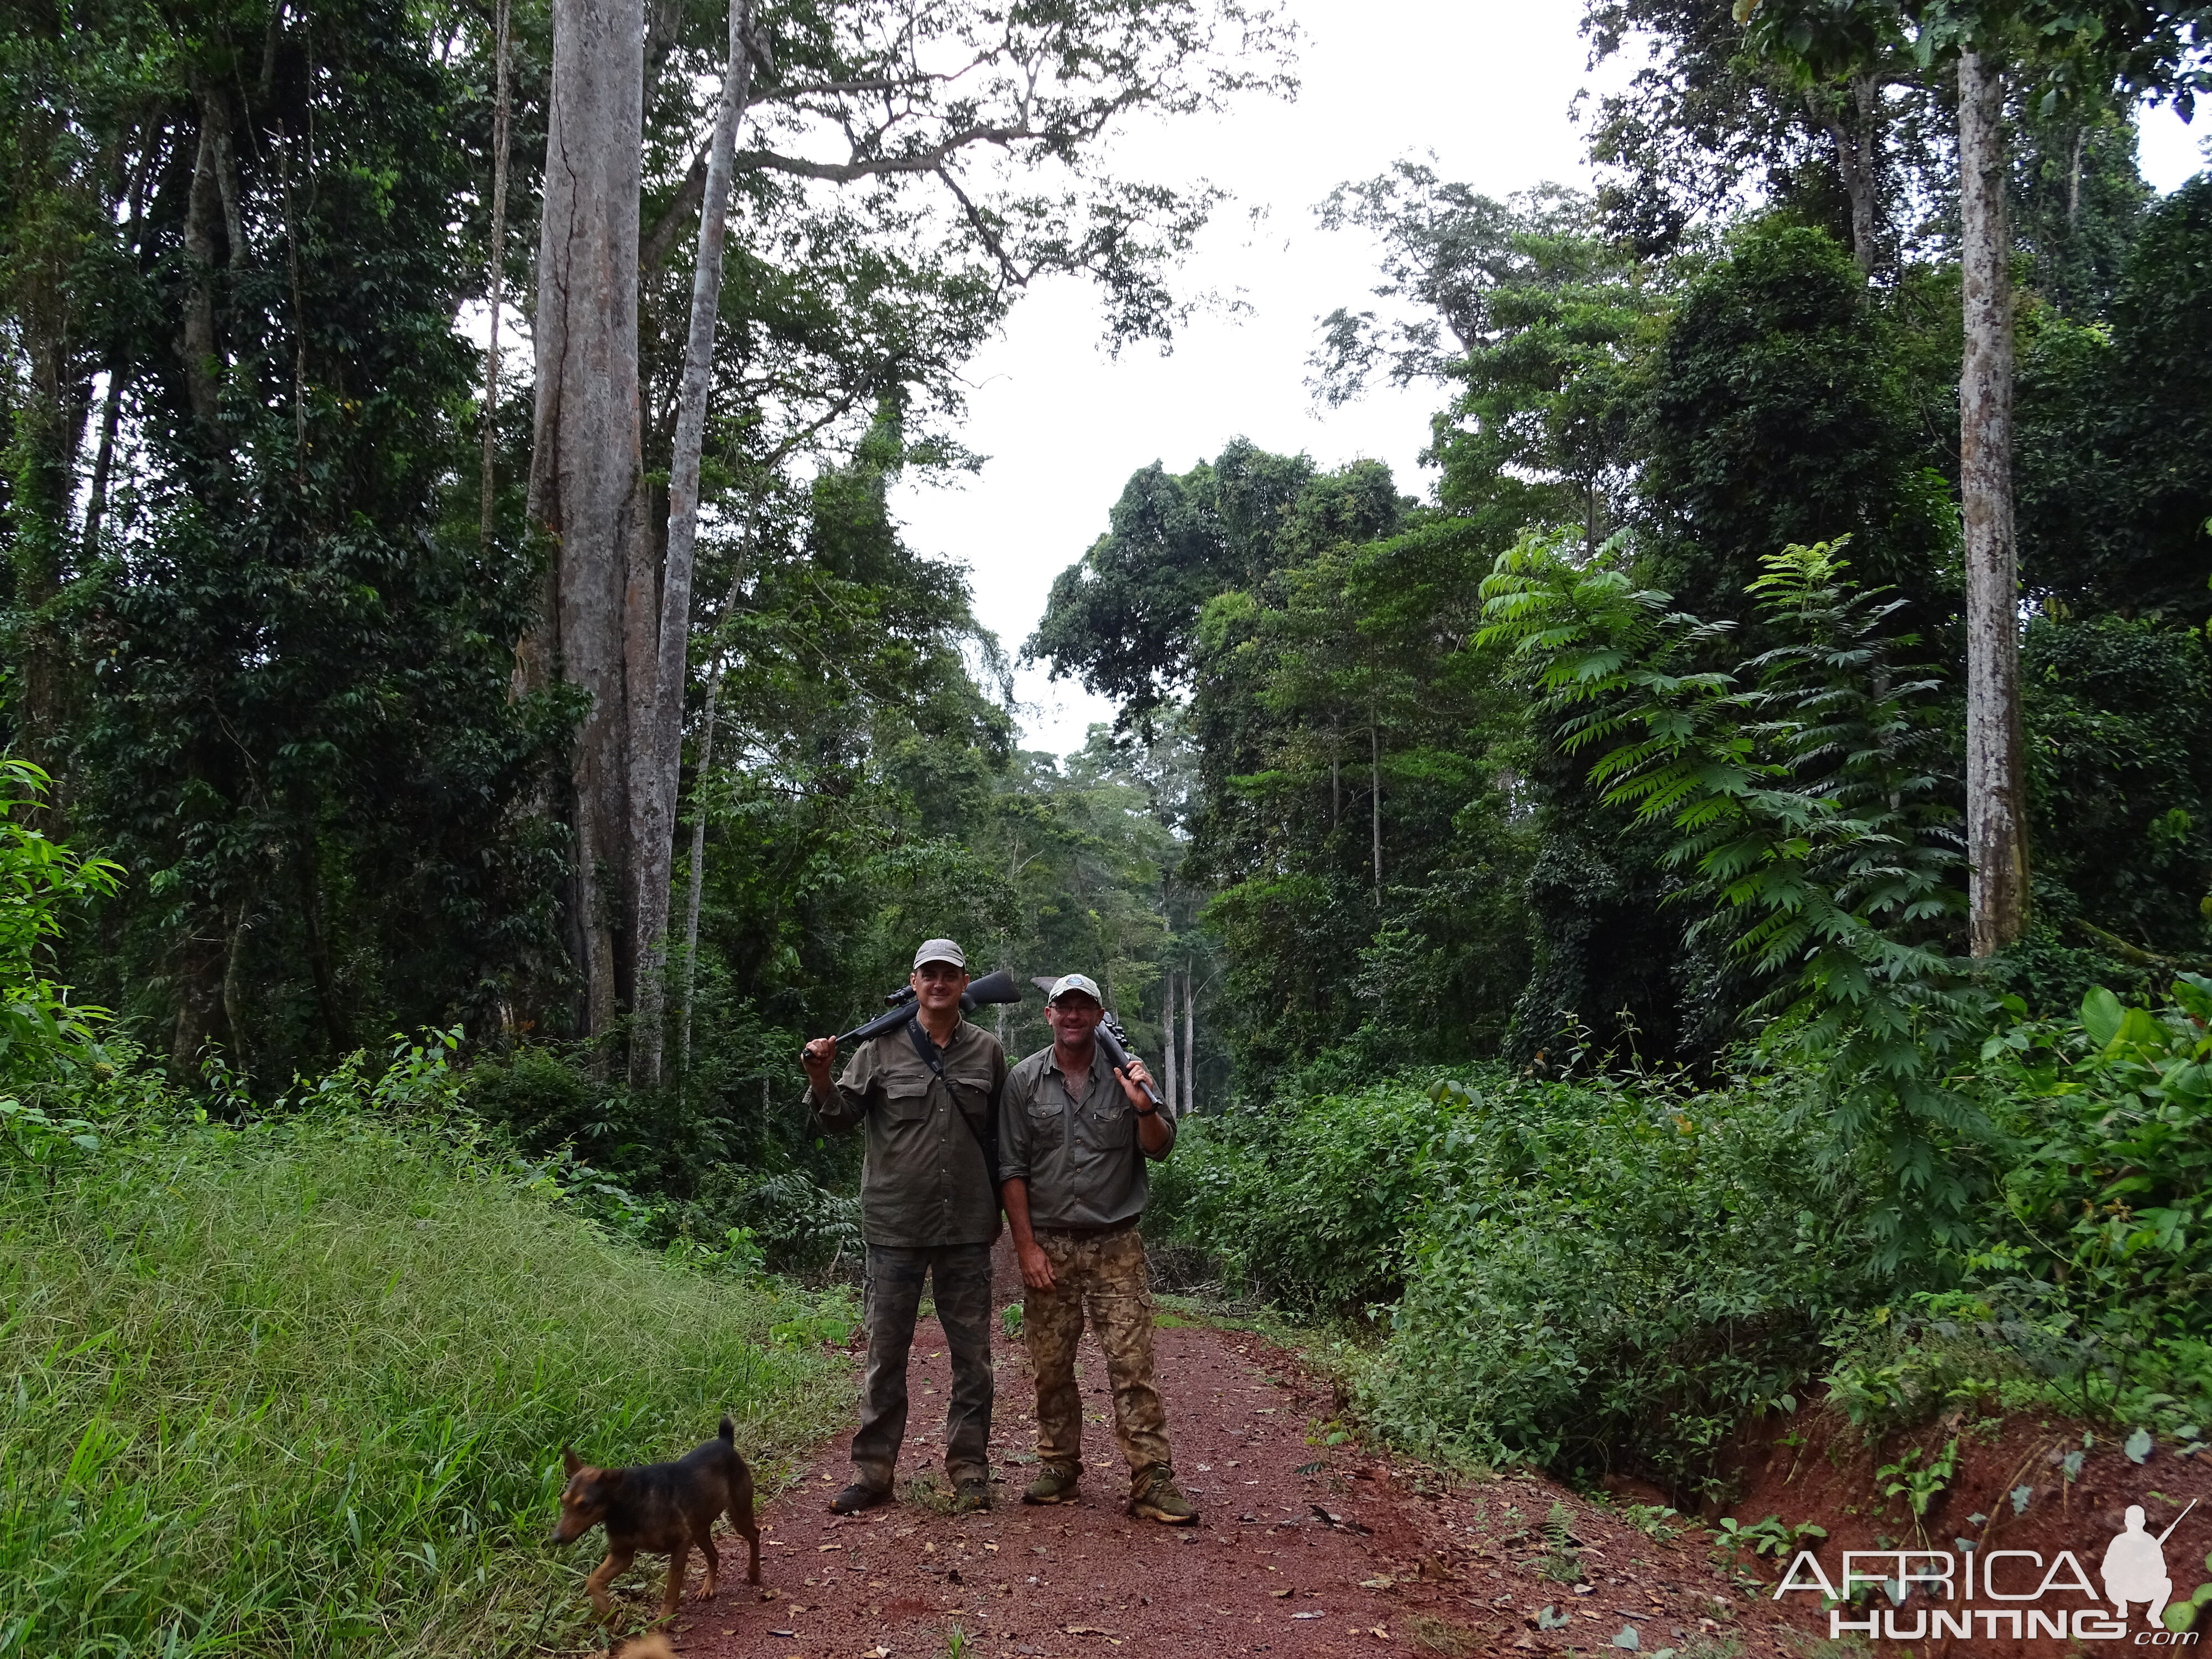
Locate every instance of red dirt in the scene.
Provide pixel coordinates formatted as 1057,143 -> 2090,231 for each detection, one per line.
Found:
577,1254 -> 1834,1658
1726,1404 -> 2212,1656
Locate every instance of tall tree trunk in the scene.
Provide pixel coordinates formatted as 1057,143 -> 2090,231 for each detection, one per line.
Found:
9,262 -> 75,774
221,894 -> 254,1076
676,560 -> 750,1079
1958,48 -> 2029,955
480,0 -> 513,543
1160,964 -> 1178,1120
82,369 -> 123,552
1182,967 -> 1196,1115
525,0 -> 648,1044
179,86 -> 228,432
296,837 -> 351,1053
629,0 -> 754,1087
171,927 -> 227,1073
1369,703 -> 1383,903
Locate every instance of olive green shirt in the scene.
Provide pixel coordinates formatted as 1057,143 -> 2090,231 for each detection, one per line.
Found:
808,1018 -> 1007,1249
998,1042 -> 1177,1229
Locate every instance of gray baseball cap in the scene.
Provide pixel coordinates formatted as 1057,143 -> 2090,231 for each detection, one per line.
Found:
912,938 -> 967,971
1046,972 -> 1102,1005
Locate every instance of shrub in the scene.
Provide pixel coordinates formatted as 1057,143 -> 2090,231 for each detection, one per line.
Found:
1158,1057 -> 1897,1496
1148,1066 -> 1471,1313
0,1094 -> 849,1656
1355,1065 -> 1892,1495
0,758 -> 121,1087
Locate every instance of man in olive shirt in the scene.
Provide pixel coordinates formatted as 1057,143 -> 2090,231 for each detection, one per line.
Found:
999,973 -> 1196,1524
802,938 -> 1007,1515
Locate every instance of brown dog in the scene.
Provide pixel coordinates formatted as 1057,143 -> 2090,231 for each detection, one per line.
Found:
552,1416 -> 760,1621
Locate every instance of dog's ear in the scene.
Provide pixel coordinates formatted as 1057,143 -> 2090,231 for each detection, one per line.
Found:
561,1444 -> 582,1478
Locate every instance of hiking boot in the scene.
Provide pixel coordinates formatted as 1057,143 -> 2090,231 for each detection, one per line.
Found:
829,1481 -> 891,1515
1127,1468 -> 1198,1525
1021,1465 -> 1082,1506
951,1477 -> 992,1513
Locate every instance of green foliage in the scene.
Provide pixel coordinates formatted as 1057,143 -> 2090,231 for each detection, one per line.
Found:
1354,1063 -> 1884,1495
1636,221 -> 1957,628
0,759 -> 119,1084
1961,975 -> 2212,1423
1712,1514 -> 1825,1559
2017,176 -> 2212,624
1148,1068 -> 1474,1313
1874,1437 -> 1959,1518
1481,535 -> 1990,1260
2020,615 -> 2212,961
1156,1060 -> 1891,1495
0,1069 -> 849,1656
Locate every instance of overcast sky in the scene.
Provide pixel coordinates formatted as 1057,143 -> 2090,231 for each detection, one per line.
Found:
889,0 -> 2212,759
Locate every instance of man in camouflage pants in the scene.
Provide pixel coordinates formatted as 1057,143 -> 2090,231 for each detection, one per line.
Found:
804,938 -> 1007,1515
998,973 -> 1196,1524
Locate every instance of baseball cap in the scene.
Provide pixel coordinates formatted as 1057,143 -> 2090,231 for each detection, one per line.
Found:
1046,972 -> 1102,1005
912,938 -> 967,971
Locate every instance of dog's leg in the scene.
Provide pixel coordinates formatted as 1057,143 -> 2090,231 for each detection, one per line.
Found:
733,1465 -> 761,1584
586,1548 -> 634,1623
695,1525 -> 721,1600
660,1536 -> 690,1619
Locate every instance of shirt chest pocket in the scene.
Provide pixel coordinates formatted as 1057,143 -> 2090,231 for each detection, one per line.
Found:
880,1076 -> 936,1124
944,1063 -> 993,1113
1076,1093 -> 1133,1151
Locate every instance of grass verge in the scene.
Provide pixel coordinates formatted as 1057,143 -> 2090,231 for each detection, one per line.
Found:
0,1115 -> 851,1657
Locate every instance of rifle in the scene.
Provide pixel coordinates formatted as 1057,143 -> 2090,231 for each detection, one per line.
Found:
1029,975 -> 1165,1108
801,968 -> 1027,1061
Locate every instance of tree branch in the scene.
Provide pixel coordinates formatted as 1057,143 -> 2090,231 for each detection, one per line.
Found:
641,152 -> 709,274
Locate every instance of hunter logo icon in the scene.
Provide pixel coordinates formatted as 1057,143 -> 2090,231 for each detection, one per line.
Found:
2105,1501 -> 2197,1629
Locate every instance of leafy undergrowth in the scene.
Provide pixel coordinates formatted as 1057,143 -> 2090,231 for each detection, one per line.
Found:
1154,973 -> 2212,1506
0,1105 -> 851,1657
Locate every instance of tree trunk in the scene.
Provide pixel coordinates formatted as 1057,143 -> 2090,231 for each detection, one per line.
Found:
1812,74 -> 1883,276
676,559 -> 751,1079
628,0 -> 754,1087
221,894 -> 254,1077
1182,966 -> 1196,1115
480,0 -> 513,544
524,0 -> 648,1044
1958,48 -> 2029,956
82,369 -> 123,552
179,86 -> 228,432
296,837 -> 351,1053
1160,964 -> 1178,1119
1369,705 -> 1383,903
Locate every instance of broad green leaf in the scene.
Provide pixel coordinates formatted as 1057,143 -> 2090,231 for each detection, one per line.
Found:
2083,987 -> 2126,1048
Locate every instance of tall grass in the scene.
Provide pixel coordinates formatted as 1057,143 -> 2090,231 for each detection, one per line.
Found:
0,1117 -> 851,1657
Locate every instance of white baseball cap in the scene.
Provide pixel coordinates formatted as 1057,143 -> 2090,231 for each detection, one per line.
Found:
1046,973 -> 1103,1005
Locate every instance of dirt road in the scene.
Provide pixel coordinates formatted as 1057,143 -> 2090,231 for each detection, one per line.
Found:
615,1279 -> 1823,1659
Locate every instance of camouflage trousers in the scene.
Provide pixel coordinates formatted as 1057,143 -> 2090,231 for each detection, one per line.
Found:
1024,1223 -> 1171,1491
852,1243 -> 995,1492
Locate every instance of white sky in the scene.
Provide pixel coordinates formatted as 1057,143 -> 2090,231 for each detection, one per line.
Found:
891,0 -> 2212,758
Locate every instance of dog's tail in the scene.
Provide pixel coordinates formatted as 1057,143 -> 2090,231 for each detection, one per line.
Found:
616,1635 -> 677,1659
718,1414 -> 734,1443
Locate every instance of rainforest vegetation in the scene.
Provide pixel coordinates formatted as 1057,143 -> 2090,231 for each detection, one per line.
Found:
3,0 -> 2211,1649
